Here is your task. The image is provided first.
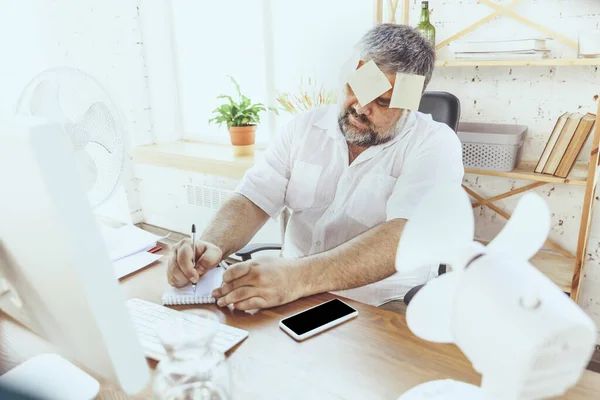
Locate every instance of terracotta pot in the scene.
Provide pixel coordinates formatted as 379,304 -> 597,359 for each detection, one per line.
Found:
229,125 -> 256,156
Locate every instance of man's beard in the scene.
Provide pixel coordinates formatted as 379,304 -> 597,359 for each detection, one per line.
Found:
337,107 -> 407,147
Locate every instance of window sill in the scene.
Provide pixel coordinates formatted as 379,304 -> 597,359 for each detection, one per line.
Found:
133,141 -> 265,179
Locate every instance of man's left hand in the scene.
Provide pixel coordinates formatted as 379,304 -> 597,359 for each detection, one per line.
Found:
211,257 -> 304,311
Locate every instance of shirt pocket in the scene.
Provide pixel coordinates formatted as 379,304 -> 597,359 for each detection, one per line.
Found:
285,161 -> 323,211
346,173 -> 398,226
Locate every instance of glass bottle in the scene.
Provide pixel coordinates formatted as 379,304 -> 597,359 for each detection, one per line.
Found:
416,1 -> 436,49
152,316 -> 231,400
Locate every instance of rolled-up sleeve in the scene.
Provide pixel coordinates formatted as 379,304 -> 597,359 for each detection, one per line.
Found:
235,122 -> 295,218
386,127 -> 464,221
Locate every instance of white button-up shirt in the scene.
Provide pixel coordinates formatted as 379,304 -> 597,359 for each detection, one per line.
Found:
236,105 -> 464,306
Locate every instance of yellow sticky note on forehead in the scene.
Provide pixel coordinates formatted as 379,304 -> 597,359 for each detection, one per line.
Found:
390,73 -> 425,110
346,60 -> 392,107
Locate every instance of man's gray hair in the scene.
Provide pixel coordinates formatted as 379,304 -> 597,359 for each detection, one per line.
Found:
357,24 -> 436,88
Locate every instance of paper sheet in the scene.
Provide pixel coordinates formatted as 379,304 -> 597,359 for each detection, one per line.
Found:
346,60 -> 392,107
100,224 -> 167,261
163,267 -> 224,299
390,73 -> 425,110
113,251 -> 162,279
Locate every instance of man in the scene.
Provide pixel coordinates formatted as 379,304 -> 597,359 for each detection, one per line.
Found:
167,24 -> 464,311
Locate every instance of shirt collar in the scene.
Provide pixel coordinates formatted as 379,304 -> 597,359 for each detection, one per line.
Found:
314,105 -> 342,139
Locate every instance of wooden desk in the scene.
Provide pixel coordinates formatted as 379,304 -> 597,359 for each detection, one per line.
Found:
1,254 -> 600,399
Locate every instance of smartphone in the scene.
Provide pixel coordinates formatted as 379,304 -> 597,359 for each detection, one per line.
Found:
279,299 -> 358,341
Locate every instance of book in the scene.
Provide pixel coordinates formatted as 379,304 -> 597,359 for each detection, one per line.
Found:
535,112 -> 571,173
543,113 -> 584,175
454,50 -> 549,60
450,38 -> 548,53
555,113 -> 596,178
162,267 -> 224,305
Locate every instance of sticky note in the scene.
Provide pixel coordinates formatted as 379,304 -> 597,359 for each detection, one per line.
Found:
390,73 -> 425,110
338,49 -> 361,87
346,60 -> 392,107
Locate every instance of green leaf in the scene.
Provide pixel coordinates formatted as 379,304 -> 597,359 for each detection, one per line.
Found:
242,95 -> 251,108
228,75 -> 242,99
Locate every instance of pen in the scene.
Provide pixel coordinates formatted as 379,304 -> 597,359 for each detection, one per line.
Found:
218,261 -> 228,302
191,224 -> 196,293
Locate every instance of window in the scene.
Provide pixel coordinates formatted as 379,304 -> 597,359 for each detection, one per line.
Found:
171,0 -> 373,144
269,0 -> 373,134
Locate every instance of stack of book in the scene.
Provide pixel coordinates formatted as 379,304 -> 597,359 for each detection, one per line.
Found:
450,38 -> 550,60
535,112 -> 596,178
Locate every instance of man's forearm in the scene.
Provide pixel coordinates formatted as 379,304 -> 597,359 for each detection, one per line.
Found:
200,193 -> 270,258
295,219 -> 407,297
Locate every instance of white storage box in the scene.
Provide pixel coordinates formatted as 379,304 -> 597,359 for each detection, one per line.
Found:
457,122 -> 527,172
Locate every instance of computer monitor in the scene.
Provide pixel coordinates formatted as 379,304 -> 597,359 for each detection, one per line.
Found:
0,118 -> 150,394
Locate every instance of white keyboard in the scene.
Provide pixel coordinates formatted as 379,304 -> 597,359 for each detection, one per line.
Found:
126,298 -> 249,360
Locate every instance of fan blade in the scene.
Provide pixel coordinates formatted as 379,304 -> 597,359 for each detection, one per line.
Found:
396,184 -> 474,274
406,271 -> 462,343
75,101 -> 117,153
28,80 -> 65,123
486,193 -> 551,261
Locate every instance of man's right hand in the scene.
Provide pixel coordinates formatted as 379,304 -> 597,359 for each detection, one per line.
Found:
167,239 -> 224,288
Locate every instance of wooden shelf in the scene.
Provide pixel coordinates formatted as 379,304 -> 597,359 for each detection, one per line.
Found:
530,250 -> 575,293
464,161 -> 589,186
476,241 -> 574,292
133,141 -> 265,180
436,59 -> 600,67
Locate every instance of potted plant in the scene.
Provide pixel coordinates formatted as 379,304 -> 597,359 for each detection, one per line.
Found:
209,76 -> 271,156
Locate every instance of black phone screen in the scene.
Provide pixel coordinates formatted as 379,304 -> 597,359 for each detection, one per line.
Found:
281,299 -> 357,336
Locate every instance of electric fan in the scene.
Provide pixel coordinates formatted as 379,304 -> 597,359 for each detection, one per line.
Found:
16,67 -> 126,209
395,185 -> 596,400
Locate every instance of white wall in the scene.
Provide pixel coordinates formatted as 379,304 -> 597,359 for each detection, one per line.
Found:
1,0 -> 152,223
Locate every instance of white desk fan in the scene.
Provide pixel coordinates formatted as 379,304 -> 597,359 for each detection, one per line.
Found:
395,185 -> 596,400
15,67 -> 126,209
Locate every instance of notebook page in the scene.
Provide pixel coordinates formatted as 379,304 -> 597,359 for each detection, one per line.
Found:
162,267 -> 224,305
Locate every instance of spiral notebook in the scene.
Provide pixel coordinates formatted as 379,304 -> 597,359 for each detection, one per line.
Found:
162,267 -> 224,305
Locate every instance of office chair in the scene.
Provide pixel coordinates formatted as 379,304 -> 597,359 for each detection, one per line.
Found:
418,91 -> 461,132
235,92 -> 462,305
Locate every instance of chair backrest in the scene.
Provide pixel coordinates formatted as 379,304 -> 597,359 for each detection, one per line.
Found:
418,91 -> 461,132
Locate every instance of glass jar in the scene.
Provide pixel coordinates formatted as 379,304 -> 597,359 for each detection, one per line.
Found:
152,316 -> 231,400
